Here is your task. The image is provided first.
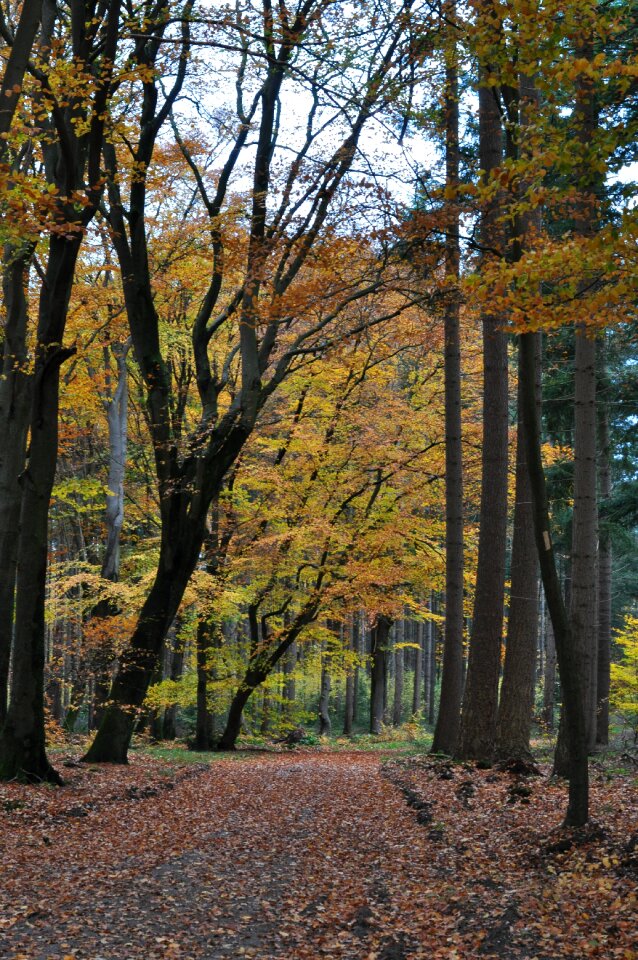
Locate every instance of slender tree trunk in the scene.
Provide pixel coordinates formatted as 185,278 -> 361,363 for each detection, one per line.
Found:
413,621 -> 423,717
343,615 -> 357,735
456,73 -> 508,764
543,610 -> 557,731
352,613 -> 363,725
101,340 -> 130,581
318,650 -> 331,736
554,17 -> 601,771
283,639 -> 297,726
596,336 -> 611,745
370,616 -> 391,735
163,629 -> 184,741
393,619 -> 404,726
428,616 -> 437,726
432,3 -> 464,756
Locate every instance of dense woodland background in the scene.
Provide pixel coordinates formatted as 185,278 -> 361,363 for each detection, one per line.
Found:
0,0 -> 637,830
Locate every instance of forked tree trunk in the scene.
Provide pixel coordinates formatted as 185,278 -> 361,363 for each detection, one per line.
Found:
520,330 -> 589,826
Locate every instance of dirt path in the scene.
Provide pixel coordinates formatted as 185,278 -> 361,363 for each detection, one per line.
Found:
0,753 -> 445,960
1,751 -> 636,960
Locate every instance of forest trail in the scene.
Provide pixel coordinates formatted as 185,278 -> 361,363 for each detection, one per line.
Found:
1,751 -> 636,960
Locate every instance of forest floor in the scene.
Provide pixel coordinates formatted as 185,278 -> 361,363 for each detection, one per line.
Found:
0,747 -> 637,960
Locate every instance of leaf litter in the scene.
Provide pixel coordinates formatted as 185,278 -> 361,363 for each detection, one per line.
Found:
0,751 -> 636,959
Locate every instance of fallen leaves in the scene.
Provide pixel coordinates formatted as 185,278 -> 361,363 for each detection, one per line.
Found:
0,751 -> 636,958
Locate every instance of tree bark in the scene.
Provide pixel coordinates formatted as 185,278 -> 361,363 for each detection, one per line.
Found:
413,621 -> 423,717
393,619 -> 404,726
343,615 -> 357,735
520,330 -> 589,826
318,650 -> 331,736
370,616 -> 391,735
554,16 -> 601,771
596,336 -> 611,745
496,336 -> 540,762
542,608 -> 557,731
432,3 -> 464,756
283,640 -> 297,726
456,73 -> 508,764
0,248 -> 33,727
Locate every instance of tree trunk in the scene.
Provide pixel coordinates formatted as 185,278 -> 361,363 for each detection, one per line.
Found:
318,651 -> 331,736
0,232 -> 85,783
596,336 -> 611,745
101,340 -> 130,581
283,640 -> 297,725
0,249 -> 33,727
428,616 -> 437,727
163,631 -> 184,741
393,620 -> 404,726
343,615 -> 357,735
456,73 -> 508,764
370,616 -> 391,735
413,621 -> 423,717
496,336 -> 540,762
432,4 -> 464,756
520,330 -> 589,826
543,608 -> 557,731
83,548 -> 199,763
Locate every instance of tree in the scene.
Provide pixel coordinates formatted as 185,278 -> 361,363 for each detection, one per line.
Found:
0,0 -> 122,783
432,0 -> 464,755
85,0 -> 422,764
456,13 -> 509,763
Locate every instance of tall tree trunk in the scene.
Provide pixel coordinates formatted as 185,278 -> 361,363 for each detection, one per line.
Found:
370,616 -> 391,735
0,234 -> 83,783
0,248 -> 33,727
89,339 -> 131,723
194,617 -> 216,750
413,621 -> 423,717
318,650 -> 331,736
343,615 -> 357,735
101,340 -> 130,581
432,2 -> 464,756
596,336 -> 611,745
163,626 -> 184,741
554,12 -> 601,772
456,71 -> 508,764
496,336 -> 540,762
393,619 -> 404,726
428,617 -> 437,726
520,330 -> 589,825
283,640 -> 297,726
543,609 -> 557,731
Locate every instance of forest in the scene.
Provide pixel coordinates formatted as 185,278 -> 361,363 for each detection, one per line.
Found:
0,0 -> 637,957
